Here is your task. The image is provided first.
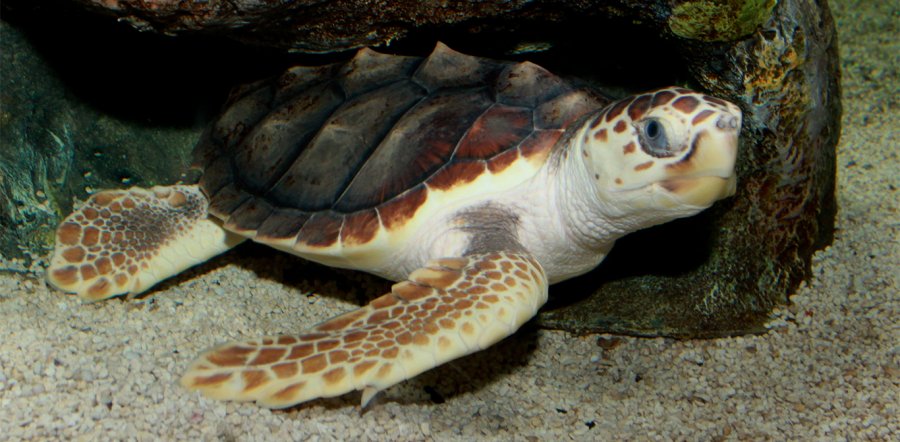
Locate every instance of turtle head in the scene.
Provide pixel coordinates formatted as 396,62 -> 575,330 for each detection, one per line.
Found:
579,87 -> 741,222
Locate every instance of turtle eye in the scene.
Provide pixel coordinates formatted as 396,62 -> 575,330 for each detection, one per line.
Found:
640,118 -> 673,157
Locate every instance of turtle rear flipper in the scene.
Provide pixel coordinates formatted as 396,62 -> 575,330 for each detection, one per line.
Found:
46,185 -> 245,301
181,251 -> 548,408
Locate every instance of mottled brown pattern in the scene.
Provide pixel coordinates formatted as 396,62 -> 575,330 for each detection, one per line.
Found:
182,251 -> 548,408
455,105 -> 533,159
634,161 -> 655,171
702,95 -> 729,108
605,97 -> 633,122
249,348 -> 286,365
651,90 -> 677,107
242,370 -> 268,391
193,373 -> 232,387
340,210 -> 380,246
519,130 -> 563,159
51,267 -> 79,285
626,94 -> 651,121
692,109 -> 716,126
623,141 -> 636,154
672,96 -> 700,114
58,223 -> 82,245
296,212 -> 342,247
377,185 -> 428,230
593,128 -> 607,142
427,161 -> 486,191
613,120 -> 628,133
486,149 -> 520,174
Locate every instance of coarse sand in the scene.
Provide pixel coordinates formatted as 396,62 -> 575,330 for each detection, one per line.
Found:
1,0 -> 896,440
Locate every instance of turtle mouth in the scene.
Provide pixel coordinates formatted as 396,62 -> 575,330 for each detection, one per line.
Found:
656,174 -> 737,207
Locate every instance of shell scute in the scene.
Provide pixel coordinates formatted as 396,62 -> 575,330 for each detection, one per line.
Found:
197,44 -> 606,248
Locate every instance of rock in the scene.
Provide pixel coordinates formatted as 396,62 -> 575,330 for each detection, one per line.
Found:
0,0 -> 839,337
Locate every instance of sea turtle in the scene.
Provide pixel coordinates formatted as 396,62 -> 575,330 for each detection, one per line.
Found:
46,43 -> 741,408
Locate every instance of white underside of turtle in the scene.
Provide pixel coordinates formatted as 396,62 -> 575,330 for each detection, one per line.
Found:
45,43 -> 741,408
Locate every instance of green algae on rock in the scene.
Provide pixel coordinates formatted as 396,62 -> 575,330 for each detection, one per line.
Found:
669,0 -> 777,41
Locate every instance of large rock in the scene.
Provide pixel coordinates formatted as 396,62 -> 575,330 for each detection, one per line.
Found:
0,0 -> 839,337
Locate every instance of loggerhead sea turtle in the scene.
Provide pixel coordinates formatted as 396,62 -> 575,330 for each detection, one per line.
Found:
46,43 -> 741,408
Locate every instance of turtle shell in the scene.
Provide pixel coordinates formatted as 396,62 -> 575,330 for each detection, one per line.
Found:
193,43 -> 606,251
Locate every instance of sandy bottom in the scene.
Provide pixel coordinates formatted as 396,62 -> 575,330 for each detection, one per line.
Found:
1,1 -> 896,440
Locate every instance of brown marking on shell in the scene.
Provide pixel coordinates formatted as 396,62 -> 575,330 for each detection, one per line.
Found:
95,257 -> 112,275
287,344 -> 314,360
672,96 -> 701,114
256,208 -> 310,243
623,142 -> 637,154
589,113 -> 605,129
377,185 -> 427,230
83,207 -> 99,220
329,350 -> 350,364
51,266 -> 79,285
299,333 -> 329,342
692,109 -> 716,126
168,191 -> 188,208
62,247 -> 85,263
80,264 -> 98,280
339,209 -> 380,246
323,367 -> 346,385
249,348 -> 286,365
519,130 -> 563,160
366,309 -> 391,325
354,360 -> 377,377
272,382 -> 306,401
651,90 -> 677,107
277,336 -> 298,345
301,354 -> 327,374
226,197 -> 275,233
626,94 -> 651,121
410,267 -> 462,289
427,161 -> 486,191
433,257 -> 469,270
486,148 -> 519,174
192,373 -> 232,386
455,105 -> 533,159
208,346 -> 255,366
613,120 -> 628,133
82,227 -> 100,247
634,161 -> 654,171
114,274 -> 129,288
593,128 -> 607,142
93,192 -> 116,206
296,212 -> 342,248
58,223 -> 82,245
703,95 -> 730,107
413,334 -> 429,346
317,310 -> 368,332
241,370 -> 268,391
316,340 -> 340,352
343,331 -> 368,343
605,98 -> 633,122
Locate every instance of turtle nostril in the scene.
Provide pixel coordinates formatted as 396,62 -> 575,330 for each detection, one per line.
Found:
716,116 -> 739,131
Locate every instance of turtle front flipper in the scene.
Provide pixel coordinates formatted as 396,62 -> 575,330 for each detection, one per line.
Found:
181,251 -> 548,408
46,184 -> 245,301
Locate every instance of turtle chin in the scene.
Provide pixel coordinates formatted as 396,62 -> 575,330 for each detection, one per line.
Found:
655,174 -> 737,208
